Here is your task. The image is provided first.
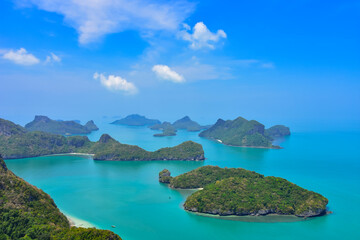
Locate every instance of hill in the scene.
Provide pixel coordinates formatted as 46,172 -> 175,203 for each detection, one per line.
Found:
0,155 -> 121,239
199,117 -> 290,148
25,116 -> 98,135
159,166 -> 328,218
172,116 -> 207,132
0,118 -> 204,161
111,114 -> 160,126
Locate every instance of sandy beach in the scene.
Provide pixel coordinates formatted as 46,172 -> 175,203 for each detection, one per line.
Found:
64,212 -> 96,228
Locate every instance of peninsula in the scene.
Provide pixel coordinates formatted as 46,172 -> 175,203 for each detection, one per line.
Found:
0,155 -> 121,239
111,114 -> 161,126
25,115 -> 99,135
199,116 -> 290,148
159,166 -> 328,218
0,118 -> 204,161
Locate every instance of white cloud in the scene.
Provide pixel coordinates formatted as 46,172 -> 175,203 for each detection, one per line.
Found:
2,48 -> 40,65
45,52 -> 61,64
94,72 -> 137,94
179,22 -> 227,50
21,0 -> 195,44
152,65 -> 185,83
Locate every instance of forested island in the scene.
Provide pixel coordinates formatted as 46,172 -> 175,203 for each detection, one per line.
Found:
159,166 -> 328,218
0,155 -> 121,239
150,116 -> 210,137
25,115 -> 99,135
152,122 -> 177,137
111,114 -> 161,126
199,117 -> 290,148
0,118 -> 204,161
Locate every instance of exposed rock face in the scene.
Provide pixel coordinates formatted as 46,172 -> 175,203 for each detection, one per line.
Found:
159,169 -> 172,183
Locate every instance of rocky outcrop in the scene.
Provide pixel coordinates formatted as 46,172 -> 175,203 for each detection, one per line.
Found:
159,169 -> 172,183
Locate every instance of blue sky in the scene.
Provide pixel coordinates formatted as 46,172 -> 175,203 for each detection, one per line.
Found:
0,0 -> 359,131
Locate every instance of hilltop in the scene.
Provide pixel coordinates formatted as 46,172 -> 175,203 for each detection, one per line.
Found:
25,116 -> 99,135
199,117 -> 290,148
111,114 -> 161,126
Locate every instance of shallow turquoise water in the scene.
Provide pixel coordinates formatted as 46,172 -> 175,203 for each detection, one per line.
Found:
5,124 -> 360,240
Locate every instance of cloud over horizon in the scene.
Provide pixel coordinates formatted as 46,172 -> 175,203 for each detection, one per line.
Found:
2,48 -> 40,65
152,65 -> 185,83
179,22 -> 227,50
21,0 -> 195,44
94,72 -> 138,94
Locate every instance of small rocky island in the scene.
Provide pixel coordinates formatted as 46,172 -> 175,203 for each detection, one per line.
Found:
25,115 -> 99,135
0,155 -> 121,239
199,116 -> 290,148
0,118 -> 205,161
159,166 -> 328,218
111,114 -> 161,126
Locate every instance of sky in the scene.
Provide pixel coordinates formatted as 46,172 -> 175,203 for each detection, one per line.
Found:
0,0 -> 359,131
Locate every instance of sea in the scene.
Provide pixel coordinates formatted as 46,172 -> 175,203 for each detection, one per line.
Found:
5,122 -> 360,240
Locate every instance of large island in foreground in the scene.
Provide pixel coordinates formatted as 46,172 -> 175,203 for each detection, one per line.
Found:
159,166 -> 328,218
0,118 -> 205,161
0,155 -> 121,239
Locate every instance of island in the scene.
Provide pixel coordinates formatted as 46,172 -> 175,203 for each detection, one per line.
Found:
111,114 -> 161,126
151,122 -> 177,137
172,116 -> 208,132
159,166 -> 328,218
199,116 -> 290,148
265,125 -> 290,139
25,115 -> 99,135
0,155 -> 121,239
0,118 -> 205,161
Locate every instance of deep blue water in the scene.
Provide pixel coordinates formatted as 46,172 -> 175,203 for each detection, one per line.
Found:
5,123 -> 360,240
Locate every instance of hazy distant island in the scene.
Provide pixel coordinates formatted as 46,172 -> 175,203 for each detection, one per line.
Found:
25,115 -> 99,135
111,114 -> 161,126
150,116 -> 210,137
199,116 -> 290,148
0,155 -> 122,239
151,122 -> 177,137
160,166 -> 328,218
0,118 -> 205,161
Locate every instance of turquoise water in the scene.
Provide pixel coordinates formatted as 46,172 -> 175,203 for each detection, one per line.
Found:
5,123 -> 360,240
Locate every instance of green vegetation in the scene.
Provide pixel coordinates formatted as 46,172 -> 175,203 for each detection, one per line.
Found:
0,118 -> 204,161
25,116 -> 98,135
111,114 -> 160,126
172,116 -> 206,132
152,122 -> 177,137
0,156 -> 121,240
159,169 -> 172,183
91,136 -> 204,161
265,125 -> 290,139
160,166 -> 328,217
199,117 -> 290,148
